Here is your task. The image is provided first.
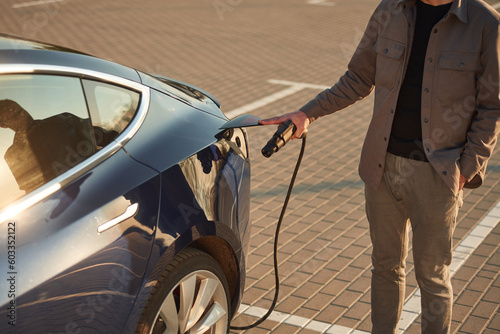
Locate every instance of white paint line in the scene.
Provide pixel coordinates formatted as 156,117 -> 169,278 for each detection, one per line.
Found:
225,79 -> 328,119
284,313 -> 310,327
492,2 -> 500,10
237,303 -> 367,333
489,204 -> 500,217
305,320 -> 332,332
225,85 -> 304,119
326,324 -> 356,334
398,200 -> 500,332
12,0 -> 64,8
268,79 -> 330,91
307,0 -> 336,6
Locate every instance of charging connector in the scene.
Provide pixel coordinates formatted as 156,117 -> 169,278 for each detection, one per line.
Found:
261,120 -> 296,158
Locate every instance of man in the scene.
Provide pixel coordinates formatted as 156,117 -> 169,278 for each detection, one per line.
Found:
261,0 -> 500,333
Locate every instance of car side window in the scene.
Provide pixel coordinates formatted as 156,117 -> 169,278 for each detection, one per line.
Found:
0,74 -> 96,209
82,80 -> 140,148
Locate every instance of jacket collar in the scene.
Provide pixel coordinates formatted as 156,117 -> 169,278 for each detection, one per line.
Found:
396,0 -> 467,23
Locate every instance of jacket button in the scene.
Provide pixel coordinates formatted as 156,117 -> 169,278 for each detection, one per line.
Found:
424,118 -> 429,123
391,109 -> 394,114
458,62 -> 465,68
384,137 -> 387,141
442,171 -> 447,176
434,28 -> 438,33
379,164 -> 382,168
427,58 -> 433,63
384,48 -> 389,54
424,88 -> 430,93
426,148 -> 430,153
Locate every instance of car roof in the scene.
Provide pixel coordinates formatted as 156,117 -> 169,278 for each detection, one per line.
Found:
0,34 -> 141,82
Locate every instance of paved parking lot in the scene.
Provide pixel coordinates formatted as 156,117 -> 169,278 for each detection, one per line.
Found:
1,0 -> 499,333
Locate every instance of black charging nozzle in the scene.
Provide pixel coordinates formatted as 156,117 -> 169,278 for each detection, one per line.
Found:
262,120 -> 304,158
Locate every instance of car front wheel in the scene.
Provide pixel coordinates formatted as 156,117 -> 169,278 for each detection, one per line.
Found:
137,247 -> 231,334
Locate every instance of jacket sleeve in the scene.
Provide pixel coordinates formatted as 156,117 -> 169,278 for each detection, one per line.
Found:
459,19 -> 500,188
300,5 -> 380,123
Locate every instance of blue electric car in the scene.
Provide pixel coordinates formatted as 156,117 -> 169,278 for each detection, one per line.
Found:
0,34 -> 251,334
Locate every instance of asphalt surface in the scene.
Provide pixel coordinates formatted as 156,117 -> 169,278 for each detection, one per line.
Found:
1,0 -> 499,333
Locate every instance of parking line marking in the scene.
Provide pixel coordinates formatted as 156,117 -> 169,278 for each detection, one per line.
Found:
307,0 -> 336,6
398,200 -> 500,332
225,85 -> 304,119
12,0 -> 64,8
268,79 -> 329,91
225,79 -> 328,119
237,304 -> 367,333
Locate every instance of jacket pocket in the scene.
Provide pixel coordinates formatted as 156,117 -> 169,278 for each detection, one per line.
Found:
373,34 -> 406,88
437,52 -> 480,103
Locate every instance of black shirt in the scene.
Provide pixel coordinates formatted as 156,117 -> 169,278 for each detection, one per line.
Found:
387,0 -> 452,161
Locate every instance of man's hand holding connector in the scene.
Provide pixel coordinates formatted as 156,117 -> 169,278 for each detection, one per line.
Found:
259,110 -> 310,140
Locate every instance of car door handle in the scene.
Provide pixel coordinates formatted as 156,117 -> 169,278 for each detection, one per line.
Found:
98,203 -> 139,233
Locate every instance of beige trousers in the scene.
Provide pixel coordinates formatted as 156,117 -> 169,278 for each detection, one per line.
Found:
365,153 -> 463,334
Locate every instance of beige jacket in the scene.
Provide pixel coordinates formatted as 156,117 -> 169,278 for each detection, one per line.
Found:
301,0 -> 500,195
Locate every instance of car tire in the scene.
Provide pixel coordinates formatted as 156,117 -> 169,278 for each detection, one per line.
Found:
136,247 -> 231,334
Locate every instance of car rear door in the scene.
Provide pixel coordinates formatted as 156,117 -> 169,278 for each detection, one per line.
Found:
0,73 -> 158,333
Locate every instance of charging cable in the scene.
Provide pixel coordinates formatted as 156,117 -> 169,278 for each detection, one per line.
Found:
231,120 -> 307,330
